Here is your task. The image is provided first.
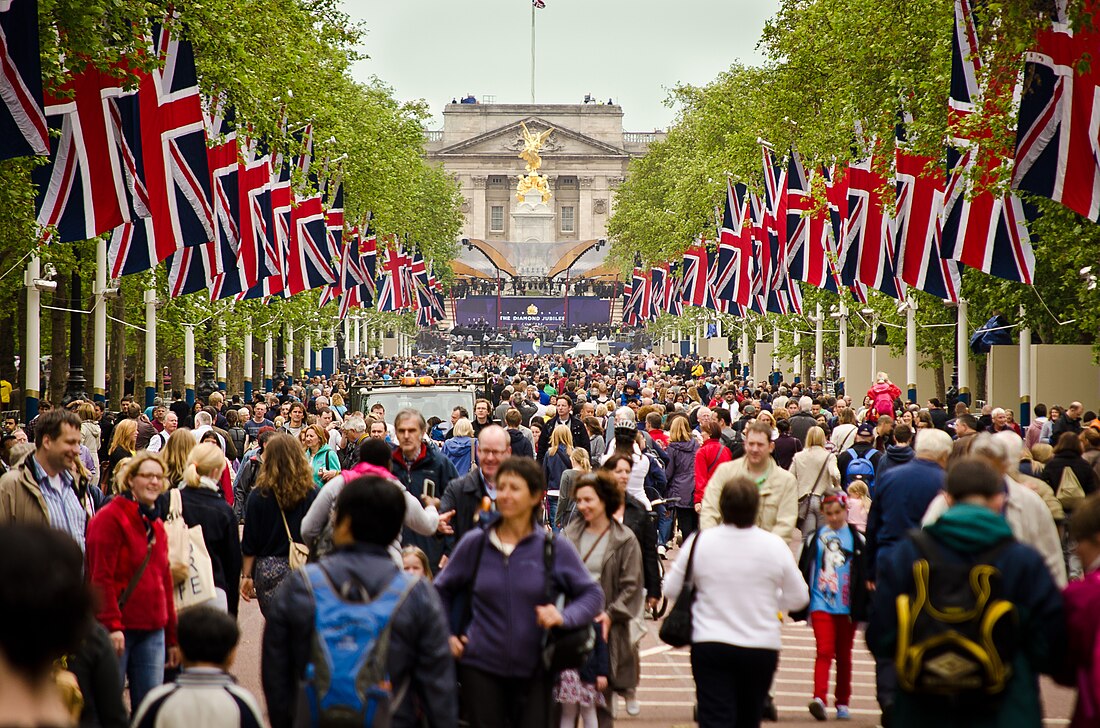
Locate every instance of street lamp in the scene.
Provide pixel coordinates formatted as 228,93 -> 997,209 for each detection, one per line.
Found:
62,263 -> 88,405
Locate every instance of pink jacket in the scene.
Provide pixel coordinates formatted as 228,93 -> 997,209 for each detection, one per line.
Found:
1063,568 -> 1100,727
867,382 -> 901,417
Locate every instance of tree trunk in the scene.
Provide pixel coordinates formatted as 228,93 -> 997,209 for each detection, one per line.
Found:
974,356 -> 988,405
110,287 -> 125,410
84,282 -> 94,383
48,273 -> 69,406
934,358 -> 947,402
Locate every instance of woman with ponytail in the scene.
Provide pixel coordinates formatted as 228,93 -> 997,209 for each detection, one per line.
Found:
180,442 -> 242,616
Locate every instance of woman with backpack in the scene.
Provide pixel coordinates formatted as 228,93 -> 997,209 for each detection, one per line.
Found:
866,372 -> 901,420
442,418 -> 476,477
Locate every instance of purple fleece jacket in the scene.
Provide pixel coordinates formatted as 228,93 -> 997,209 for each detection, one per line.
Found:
434,525 -> 604,679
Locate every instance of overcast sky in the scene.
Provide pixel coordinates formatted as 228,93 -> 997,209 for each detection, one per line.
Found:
341,0 -> 781,132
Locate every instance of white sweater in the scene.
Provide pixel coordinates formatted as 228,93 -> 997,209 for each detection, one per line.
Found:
663,525 -> 808,650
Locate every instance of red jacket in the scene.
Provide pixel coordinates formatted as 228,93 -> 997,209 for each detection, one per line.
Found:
86,496 -> 177,645
1063,568 -> 1100,727
694,438 -> 732,504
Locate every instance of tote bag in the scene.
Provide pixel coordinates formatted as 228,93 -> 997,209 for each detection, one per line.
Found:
168,489 -> 217,611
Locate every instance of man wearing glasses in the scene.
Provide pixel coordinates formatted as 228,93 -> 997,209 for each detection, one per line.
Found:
439,425 -> 512,548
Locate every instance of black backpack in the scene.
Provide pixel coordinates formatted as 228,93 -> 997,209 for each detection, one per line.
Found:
895,530 -> 1018,709
719,431 -> 744,461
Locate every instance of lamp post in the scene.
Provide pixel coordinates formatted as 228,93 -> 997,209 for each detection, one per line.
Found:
62,266 -> 89,405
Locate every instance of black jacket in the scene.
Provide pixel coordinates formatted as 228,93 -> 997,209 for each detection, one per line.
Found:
180,485 -> 242,616
622,496 -> 660,599
440,468 -> 494,551
1043,449 -> 1099,497
232,454 -> 261,523
791,523 -> 869,622
537,415 -> 591,463
393,444 -> 459,570
261,544 -> 458,728
507,428 -> 534,459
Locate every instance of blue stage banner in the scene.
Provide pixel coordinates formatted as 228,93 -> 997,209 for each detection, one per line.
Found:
456,296 -> 611,328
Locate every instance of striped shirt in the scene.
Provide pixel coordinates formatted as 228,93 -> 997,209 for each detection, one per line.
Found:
132,668 -> 264,728
29,456 -> 86,553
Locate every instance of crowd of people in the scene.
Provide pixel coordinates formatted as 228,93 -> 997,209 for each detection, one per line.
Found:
0,352 -> 1099,728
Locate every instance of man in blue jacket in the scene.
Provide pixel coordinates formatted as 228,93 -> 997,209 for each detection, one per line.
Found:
261,475 -> 457,728
866,457 -> 1065,728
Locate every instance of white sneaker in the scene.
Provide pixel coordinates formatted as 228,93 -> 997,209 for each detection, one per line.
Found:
626,698 -> 641,716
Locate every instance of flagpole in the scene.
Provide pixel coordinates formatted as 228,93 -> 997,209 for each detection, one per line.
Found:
530,2 -> 536,103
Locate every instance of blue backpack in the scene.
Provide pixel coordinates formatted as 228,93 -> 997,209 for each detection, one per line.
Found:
844,447 -> 879,495
300,565 -> 418,728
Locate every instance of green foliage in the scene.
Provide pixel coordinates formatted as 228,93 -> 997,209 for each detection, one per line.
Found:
608,0 -> 1100,362
0,0 -> 462,386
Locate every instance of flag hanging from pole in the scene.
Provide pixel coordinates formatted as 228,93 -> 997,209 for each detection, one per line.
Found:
532,0 -> 546,7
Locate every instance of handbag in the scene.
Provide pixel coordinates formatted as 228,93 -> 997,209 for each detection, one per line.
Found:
168,490 -> 217,611
540,532 -> 596,673
659,529 -> 701,648
280,508 -> 310,570
1058,465 -> 1086,511
164,488 -> 190,585
796,453 -> 834,531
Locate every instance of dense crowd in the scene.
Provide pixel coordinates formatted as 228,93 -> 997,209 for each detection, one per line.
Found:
0,351 -> 1099,728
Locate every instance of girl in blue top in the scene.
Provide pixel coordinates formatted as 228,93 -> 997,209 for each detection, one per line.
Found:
792,489 -> 869,722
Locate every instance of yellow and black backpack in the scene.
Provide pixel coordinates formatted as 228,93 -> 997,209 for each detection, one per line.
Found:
895,530 -> 1018,706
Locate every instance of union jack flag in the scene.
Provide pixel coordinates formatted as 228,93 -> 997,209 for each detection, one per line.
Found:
760,145 -> 788,291
650,264 -> 667,319
716,180 -> 754,306
236,136 -> 278,291
325,178 -> 345,273
624,265 -> 645,324
942,0 -> 1035,283
205,100 -> 245,300
0,0 -> 48,160
786,151 -> 843,293
894,127 -> 961,302
375,241 -> 405,312
1011,2 -> 1100,222
680,241 -> 708,307
112,22 -> 213,281
285,194 -> 334,295
33,64 -> 130,244
839,153 -> 904,299
621,277 -> 635,325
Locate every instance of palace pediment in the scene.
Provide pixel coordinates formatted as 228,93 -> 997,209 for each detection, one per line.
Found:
432,116 -> 629,159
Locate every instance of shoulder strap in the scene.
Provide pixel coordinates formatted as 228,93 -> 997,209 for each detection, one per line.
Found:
168,488 -> 182,521
683,529 -> 702,589
809,453 -> 833,496
118,533 -> 155,610
459,530 -> 489,635
279,507 -> 295,544
543,530 -> 556,603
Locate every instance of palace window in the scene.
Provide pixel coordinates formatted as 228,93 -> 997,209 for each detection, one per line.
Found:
560,205 -> 575,233
490,205 -> 505,232
488,175 -> 508,188
558,176 -> 577,189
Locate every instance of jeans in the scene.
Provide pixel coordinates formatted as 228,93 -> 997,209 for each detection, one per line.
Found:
691,641 -> 778,728
120,628 -> 165,711
657,503 -> 673,545
811,611 -> 856,706
546,496 -> 559,533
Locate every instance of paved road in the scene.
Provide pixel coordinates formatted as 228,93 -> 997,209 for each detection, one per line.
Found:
230,567 -> 1077,728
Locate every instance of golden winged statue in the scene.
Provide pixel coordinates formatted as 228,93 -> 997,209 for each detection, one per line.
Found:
516,122 -> 555,202
519,122 -> 554,172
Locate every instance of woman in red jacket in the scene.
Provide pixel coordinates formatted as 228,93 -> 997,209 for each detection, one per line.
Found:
86,451 -> 178,710
694,421 -> 732,512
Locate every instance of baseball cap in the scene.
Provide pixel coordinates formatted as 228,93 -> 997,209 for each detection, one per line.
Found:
857,422 -> 875,437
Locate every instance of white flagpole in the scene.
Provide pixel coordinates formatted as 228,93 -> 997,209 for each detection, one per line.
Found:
530,2 -> 536,104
